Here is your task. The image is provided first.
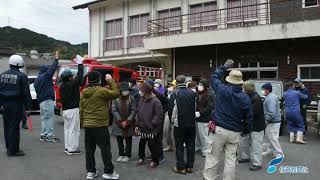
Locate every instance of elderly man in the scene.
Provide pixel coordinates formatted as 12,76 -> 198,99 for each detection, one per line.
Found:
261,83 -> 284,157
203,60 -> 253,180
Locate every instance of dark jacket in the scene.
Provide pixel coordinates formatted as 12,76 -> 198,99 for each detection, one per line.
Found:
248,92 -> 265,132
0,68 -> 32,110
196,90 -> 214,123
111,95 -> 136,137
169,84 -> 197,128
136,95 -> 163,134
34,59 -> 58,103
211,66 -> 253,132
60,64 -> 83,110
154,89 -> 169,114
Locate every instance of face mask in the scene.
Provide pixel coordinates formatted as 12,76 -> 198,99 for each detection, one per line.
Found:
168,87 -> 174,92
261,90 -> 266,96
128,82 -> 132,88
192,88 -> 197,93
139,91 -> 144,97
154,83 -> 160,88
198,85 -> 204,92
122,91 -> 129,96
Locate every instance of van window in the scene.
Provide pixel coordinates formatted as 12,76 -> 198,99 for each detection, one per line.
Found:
93,68 -> 114,86
119,70 -> 132,82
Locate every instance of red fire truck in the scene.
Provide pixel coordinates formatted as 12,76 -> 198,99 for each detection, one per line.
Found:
54,58 -> 138,113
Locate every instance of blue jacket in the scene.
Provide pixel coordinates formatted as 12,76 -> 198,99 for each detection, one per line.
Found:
0,67 -> 32,109
211,66 -> 253,132
284,89 -> 308,113
263,92 -> 281,123
298,87 -> 311,106
34,59 -> 58,103
168,84 -> 197,128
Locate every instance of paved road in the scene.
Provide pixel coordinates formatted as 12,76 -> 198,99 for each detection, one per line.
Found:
0,114 -> 319,180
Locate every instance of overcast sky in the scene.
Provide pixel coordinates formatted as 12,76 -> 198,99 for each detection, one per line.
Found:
0,0 -> 90,44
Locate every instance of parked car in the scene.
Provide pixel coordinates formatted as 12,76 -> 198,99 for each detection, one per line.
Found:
251,80 -> 285,135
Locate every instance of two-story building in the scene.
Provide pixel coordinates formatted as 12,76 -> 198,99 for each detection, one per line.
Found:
74,0 -> 320,97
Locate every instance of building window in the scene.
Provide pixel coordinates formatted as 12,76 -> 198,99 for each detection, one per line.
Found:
105,19 -> 123,51
231,61 -> 278,80
298,64 -> 320,81
129,13 -> 149,48
189,2 -> 218,32
227,0 -> 258,28
157,8 -> 182,35
303,0 -> 319,8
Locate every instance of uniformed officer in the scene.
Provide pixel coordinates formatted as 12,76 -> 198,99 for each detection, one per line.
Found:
0,54 -> 32,156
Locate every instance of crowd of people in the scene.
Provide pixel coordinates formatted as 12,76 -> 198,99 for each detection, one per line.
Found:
0,53 -> 313,180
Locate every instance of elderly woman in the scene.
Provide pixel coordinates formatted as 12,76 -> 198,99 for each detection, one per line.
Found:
238,81 -> 265,171
135,82 -> 164,168
111,82 -> 136,163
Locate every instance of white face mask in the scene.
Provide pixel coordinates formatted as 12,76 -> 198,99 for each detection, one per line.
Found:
139,91 -> 144,97
192,88 -> 197,93
168,87 -> 174,92
198,85 -> 204,92
154,83 -> 160,88
122,91 -> 129,96
261,90 -> 266,96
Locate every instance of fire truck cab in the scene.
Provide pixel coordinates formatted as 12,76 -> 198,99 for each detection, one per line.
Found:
54,58 -> 138,112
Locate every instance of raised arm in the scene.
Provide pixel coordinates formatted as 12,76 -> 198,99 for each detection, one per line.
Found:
46,51 -> 59,78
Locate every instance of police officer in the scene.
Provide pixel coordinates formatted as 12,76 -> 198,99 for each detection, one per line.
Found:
0,54 -> 32,156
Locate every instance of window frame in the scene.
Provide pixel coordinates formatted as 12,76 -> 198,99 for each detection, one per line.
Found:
230,61 -> 278,79
105,18 -> 124,51
189,1 -> 218,30
157,7 -> 182,32
226,0 -> 259,25
128,13 -> 150,48
302,0 -> 319,8
297,64 -> 320,82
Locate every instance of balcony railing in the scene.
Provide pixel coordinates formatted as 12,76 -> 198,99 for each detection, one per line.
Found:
147,0 -> 320,37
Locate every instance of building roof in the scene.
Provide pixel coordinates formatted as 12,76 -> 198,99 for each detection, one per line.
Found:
73,0 -> 107,10
23,56 -> 53,68
0,48 -> 15,56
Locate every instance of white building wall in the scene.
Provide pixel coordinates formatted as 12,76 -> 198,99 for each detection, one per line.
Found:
128,0 -> 151,16
156,0 -> 182,11
189,0 -> 217,5
89,9 -> 101,58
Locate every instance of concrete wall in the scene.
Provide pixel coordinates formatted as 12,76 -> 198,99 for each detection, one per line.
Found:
144,19 -> 320,50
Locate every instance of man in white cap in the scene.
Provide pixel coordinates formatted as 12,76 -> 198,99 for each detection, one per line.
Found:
203,59 -> 253,180
0,54 -> 32,156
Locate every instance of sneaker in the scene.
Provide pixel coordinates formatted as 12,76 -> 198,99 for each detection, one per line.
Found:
102,172 -> 120,180
64,149 -> 68,154
149,161 -> 159,169
186,168 -> 193,173
137,159 -> 144,166
117,156 -> 125,162
159,157 -> 165,164
249,165 -> 262,171
40,135 -> 46,142
22,124 -> 29,129
163,146 -> 173,152
45,137 -> 60,142
86,171 -> 98,179
66,150 -> 81,155
238,159 -> 251,163
172,167 -> 186,174
122,156 -> 130,163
